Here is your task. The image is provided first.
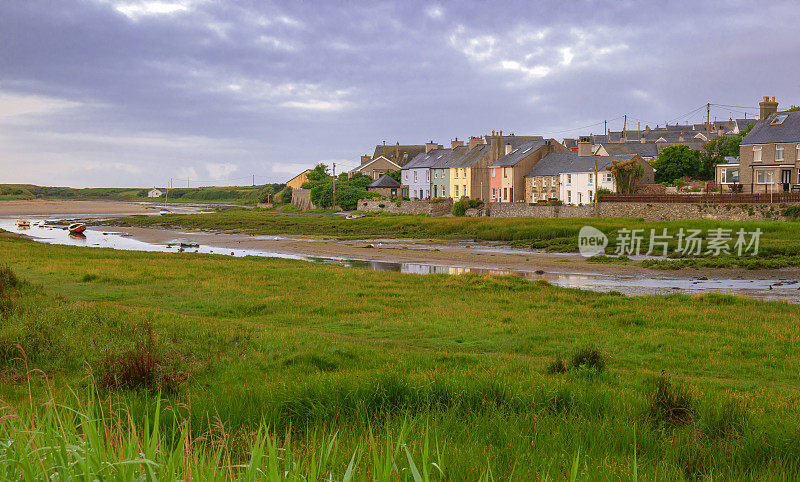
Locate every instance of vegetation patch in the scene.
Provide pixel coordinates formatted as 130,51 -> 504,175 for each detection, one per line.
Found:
647,374 -> 695,428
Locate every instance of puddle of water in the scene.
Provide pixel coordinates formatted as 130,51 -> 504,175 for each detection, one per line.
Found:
3,219 -> 799,303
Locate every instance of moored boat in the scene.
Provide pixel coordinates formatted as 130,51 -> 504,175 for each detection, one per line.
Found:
16,219 -> 30,228
68,223 -> 86,234
160,208 -> 172,215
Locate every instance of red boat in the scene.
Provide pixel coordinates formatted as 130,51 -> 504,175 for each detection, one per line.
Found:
68,223 -> 86,235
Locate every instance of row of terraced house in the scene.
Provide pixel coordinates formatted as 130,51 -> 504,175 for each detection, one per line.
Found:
346,96 -> 800,204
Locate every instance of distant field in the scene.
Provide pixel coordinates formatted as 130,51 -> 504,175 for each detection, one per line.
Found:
2,235 -> 800,479
0,183 -> 284,205
115,209 -> 800,268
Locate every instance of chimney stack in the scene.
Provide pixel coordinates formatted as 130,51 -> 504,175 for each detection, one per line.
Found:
679,129 -> 684,143
577,136 -> 593,157
425,140 -> 442,153
759,95 -> 779,120
451,137 -> 464,149
490,131 -> 502,162
468,136 -> 485,149
360,155 -> 371,165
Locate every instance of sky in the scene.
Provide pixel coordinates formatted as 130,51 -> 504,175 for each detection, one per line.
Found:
1,0 -> 799,188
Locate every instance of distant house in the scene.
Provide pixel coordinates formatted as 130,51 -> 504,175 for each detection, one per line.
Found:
372,142 -> 428,167
714,157 -> 740,191
431,140 -> 469,198
349,155 -> 401,180
594,141 -> 660,161
286,169 -> 312,189
148,188 -> 164,198
402,148 -> 449,199
488,137 -> 567,203
738,96 -> 800,193
368,174 -> 401,198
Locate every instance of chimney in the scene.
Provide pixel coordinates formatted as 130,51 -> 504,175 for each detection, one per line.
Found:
395,141 -> 400,159
490,131 -> 502,162
468,136 -> 485,149
360,155 -> 371,165
504,143 -> 513,155
759,95 -> 779,120
451,137 -> 464,149
425,140 -> 442,153
679,129 -> 684,143
577,136 -> 593,157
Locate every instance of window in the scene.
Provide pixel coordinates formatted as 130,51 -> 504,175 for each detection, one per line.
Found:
532,193 -> 537,202
413,171 -> 418,182
463,185 -> 467,197
405,172 -> 408,180
503,187 -> 507,200
756,170 -> 774,184
491,169 -> 496,178
753,146 -> 762,162
588,173 -> 593,184
532,178 -> 537,187
602,172 -> 612,183
492,188 -> 496,199
566,174 -> 572,184
720,168 -> 739,184
503,167 -> 508,178
462,168 -> 466,177
777,145 -> 785,161
588,190 -> 593,203
797,144 -> 800,161
567,191 -> 572,203
426,171 -> 430,182
434,171 -> 438,179
578,192 -> 582,204
455,185 -> 459,197
771,115 -> 788,125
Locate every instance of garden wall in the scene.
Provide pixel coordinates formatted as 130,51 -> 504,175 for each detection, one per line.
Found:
484,202 -> 800,221
291,189 -> 316,211
358,198 -> 453,216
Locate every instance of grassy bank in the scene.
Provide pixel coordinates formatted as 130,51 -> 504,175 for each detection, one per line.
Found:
0,183 -> 283,205
114,209 -> 800,267
2,235 -> 800,478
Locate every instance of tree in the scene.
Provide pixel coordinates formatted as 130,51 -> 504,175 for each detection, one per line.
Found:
278,186 -> 293,204
699,123 -> 755,180
788,105 -> 800,111
608,157 -> 644,193
301,163 -> 330,189
386,170 -> 401,183
652,145 -> 704,183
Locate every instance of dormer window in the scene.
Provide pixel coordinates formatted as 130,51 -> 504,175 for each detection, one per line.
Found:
753,146 -> 762,162
777,145 -> 785,161
770,115 -> 788,125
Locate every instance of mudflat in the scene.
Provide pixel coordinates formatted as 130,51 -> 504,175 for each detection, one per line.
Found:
0,199 -> 157,216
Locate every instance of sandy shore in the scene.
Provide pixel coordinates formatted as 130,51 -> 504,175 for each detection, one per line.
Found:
0,200 -> 158,217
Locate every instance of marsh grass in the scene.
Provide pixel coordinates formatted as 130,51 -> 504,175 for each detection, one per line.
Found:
3,237 -> 800,478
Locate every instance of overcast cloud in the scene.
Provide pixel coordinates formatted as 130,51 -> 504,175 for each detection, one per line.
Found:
1,0 -> 798,187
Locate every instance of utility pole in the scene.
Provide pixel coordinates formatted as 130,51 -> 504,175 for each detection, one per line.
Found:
332,162 -> 336,210
623,115 -> 627,137
594,157 -> 598,217
706,102 -> 711,143
604,120 -> 607,142
252,174 -> 255,186
187,178 -> 190,188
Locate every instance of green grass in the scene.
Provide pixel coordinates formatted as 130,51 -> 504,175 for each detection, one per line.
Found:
2,235 -> 800,479
114,209 -> 800,264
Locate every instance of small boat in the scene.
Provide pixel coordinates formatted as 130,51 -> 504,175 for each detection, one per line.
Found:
199,211 -> 215,214
68,223 -> 86,235
160,208 -> 172,215
345,214 -> 365,220
16,219 -> 30,228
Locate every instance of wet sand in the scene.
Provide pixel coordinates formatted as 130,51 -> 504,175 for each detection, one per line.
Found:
0,200 -> 157,216
96,225 -> 800,281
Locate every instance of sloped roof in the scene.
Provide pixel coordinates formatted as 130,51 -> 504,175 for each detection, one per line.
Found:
432,145 -> 470,168
446,144 -> 489,168
369,174 -> 401,188
350,155 -> 401,173
372,144 -> 426,166
600,142 -> 659,158
526,153 -> 638,177
735,118 -> 757,132
741,111 -> 800,144
402,148 -> 451,169
490,140 -> 548,167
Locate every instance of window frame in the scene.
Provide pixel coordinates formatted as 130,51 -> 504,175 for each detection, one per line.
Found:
756,170 -> 774,184
753,146 -> 762,162
777,145 -> 785,161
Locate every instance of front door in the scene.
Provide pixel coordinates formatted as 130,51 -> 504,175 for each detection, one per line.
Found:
782,169 -> 791,192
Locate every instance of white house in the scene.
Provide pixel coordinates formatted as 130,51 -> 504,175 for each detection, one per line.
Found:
560,169 -> 614,205
148,188 -> 164,198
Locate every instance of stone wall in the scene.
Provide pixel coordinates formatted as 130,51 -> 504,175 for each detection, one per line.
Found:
484,201 -> 800,221
358,198 -> 453,216
291,188 -> 316,211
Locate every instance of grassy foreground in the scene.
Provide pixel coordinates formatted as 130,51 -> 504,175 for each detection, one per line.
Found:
115,209 -> 800,268
2,234 -> 800,479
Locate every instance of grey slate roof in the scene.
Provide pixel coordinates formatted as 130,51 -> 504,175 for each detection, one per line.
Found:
489,140 -> 548,167
402,149 -> 451,169
735,118 -> 757,132
600,142 -> 660,158
741,111 -> 800,144
525,153 -> 637,177
446,144 -> 489,168
369,174 -> 401,188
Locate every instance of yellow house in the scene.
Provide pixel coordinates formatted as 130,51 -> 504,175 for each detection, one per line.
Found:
449,166 -> 471,199
286,169 -> 312,189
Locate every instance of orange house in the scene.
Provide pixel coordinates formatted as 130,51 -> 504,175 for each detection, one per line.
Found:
286,169 -> 312,189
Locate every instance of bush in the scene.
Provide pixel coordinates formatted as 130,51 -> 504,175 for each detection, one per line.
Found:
648,374 -> 695,427
546,356 -> 567,374
571,345 -> 605,372
453,199 -> 484,216
0,265 -> 20,295
783,205 -> 800,220
278,186 -> 293,204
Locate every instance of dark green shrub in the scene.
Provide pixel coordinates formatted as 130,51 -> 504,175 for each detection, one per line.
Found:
453,199 -> 484,216
546,356 -> 567,374
783,205 -> 800,220
648,374 -> 695,427
571,345 -> 605,372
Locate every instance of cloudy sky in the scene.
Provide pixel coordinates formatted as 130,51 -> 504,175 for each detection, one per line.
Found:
2,0 -> 798,188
